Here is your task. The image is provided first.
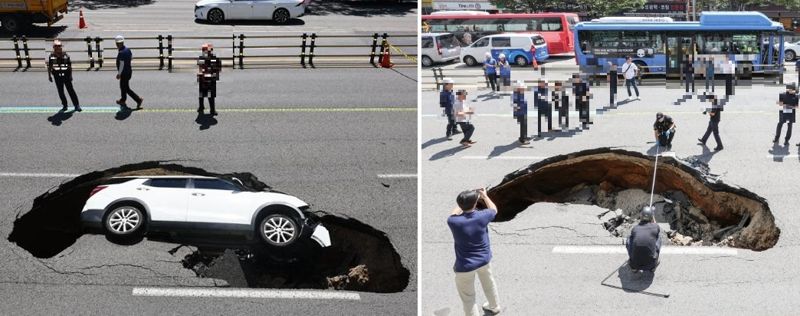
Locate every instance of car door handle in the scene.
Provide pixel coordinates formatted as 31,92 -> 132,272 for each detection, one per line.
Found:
192,192 -> 205,196
136,187 -> 149,191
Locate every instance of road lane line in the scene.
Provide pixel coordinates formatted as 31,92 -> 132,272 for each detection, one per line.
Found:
0,106 -> 415,114
377,174 -> 417,178
767,154 -> 799,159
552,245 -> 737,255
461,156 -> 546,160
131,287 -> 361,300
0,172 -> 80,178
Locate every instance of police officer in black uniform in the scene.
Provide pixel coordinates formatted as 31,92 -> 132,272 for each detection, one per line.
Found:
774,84 -> 798,145
654,112 -> 676,151
534,79 -> 552,138
197,43 -> 222,116
573,74 -> 591,129
47,40 -> 81,112
607,62 -> 618,107
698,98 -> 723,151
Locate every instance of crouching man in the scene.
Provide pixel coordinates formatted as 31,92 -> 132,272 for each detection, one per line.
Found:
627,206 -> 661,272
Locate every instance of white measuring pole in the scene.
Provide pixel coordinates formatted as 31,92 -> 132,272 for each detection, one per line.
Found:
648,144 -> 660,208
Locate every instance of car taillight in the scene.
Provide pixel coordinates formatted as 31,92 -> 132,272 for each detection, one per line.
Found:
89,186 -> 107,197
437,41 -> 442,55
531,44 -> 536,53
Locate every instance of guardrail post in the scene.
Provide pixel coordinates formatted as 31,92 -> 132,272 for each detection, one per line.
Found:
378,33 -> 388,65
94,37 -> 103,69
167,35 -> 173,71
85,36 -> 95,69
157,35 -> 164,70
231,34 -> 236,69
433,67 -> 443,91
21,35 -> 30,68
238,34 -> 245,69
300,33 -> 307,68
12,36 -> 22,69
309,33 -> 316,67
369,33 -> 378,67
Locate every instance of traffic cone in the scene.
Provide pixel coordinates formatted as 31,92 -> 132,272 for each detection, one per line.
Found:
78,8 -> 87,29
380,44 -> 393,68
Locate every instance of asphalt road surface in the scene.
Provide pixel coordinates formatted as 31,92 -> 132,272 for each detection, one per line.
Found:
0,55 -> 417,314
421,63 -> 800,314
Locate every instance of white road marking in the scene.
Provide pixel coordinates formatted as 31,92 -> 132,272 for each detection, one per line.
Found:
552,245 -> 738,255
131,287 -> 361,300
461,156 -> 546,160
377,174 -> 417,178
0,172 -> 79,178
767,154 -> 799,159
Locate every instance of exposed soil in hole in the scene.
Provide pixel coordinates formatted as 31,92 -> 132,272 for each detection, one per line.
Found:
485,148 -> 780,251
6,161 -> 409,293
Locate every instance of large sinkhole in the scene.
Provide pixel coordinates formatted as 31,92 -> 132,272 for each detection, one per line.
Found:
485,148 -> 780,251
7,161 -> 409,293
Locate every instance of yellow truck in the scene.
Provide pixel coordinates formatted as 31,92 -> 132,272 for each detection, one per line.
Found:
0,0 -> 68,33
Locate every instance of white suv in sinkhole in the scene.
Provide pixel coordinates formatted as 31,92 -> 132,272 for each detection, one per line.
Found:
80,176 -> 331,248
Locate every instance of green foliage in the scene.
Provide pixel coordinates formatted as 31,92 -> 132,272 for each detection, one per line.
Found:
578,0 -> 647,17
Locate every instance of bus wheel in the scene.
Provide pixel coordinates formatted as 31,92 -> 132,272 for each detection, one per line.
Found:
514,56 -> 528,66
463,55 -> 477,66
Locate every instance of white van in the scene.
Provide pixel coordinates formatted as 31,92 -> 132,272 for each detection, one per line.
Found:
421,33 -> 461,67
460,33 -> 550,67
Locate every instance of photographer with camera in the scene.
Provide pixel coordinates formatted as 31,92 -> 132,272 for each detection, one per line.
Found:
447,189 -> 502,316
197,43 -> 222,116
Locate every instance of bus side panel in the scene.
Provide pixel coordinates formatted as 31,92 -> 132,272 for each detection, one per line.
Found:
539,32 -> 562,55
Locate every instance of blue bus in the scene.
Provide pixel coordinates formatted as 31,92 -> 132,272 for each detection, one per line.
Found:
573,12 -> 786,77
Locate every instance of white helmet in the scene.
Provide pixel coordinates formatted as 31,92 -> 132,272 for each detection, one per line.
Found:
514,80 -> 526,89
115,35 -> 125,43
484,52 -> 492,58
442,78 -> 454,84
498,53 -> 506,59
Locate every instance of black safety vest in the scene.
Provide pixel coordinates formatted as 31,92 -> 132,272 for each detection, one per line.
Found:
49,53 -> 72,80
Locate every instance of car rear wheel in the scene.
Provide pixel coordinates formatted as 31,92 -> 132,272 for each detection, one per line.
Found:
785,50 -> 796,61
104,205 -> 145,238
273,8 -> 290,24
259,214 -> 299,247
421,55 -> 433,67
207,9 -> 225,24
514,55 -> 528,66
463,55 -> 477,66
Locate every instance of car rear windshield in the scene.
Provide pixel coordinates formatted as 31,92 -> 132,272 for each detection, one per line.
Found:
532,36 -> 546,46
438,34 -> 459,48
147,178 -> 187,188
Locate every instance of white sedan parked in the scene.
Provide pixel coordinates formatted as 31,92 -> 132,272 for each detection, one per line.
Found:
80,176 -> 331,249
194,0 -> 309,24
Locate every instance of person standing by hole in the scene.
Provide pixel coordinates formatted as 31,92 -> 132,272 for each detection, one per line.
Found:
621,56 -> 640,101
774,84 -> 798,145
448,189 -> 502,316
454,89 -> 476,148
627,206 -> 661,272
697,98 -> 723,151
197,43 -> 222,116
512,80 -> 530,145
483,52 -> 498,92
114,35 -> 144,110
497,54 -> 511,92
573,74 -> 591,129
607,61 -> 618,107
440,78 -> 460,140
653,112 -> 676,151
534,79 -> 552,138
47,40 -> 81,112
681,54 -> 695,96
704,57 -> 715,93
552,81 -> 569,130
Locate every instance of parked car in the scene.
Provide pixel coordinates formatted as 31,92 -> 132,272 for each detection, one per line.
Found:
421,32 -> 461,67
80,176 -> 331,249
460,33 -> 549,67
194,0 -> 309,24
782,41 -> 800,61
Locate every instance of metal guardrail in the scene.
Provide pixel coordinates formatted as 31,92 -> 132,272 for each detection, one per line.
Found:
0,33 -> 417,71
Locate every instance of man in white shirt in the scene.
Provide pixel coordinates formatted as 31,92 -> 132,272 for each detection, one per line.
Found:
454,90 -> 476,147
621,56 -> 640,101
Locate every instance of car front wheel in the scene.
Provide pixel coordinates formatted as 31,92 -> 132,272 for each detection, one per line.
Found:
259,214 -> 299,247
785,50 -> 796,61
421,55 -> 433,67
104,205 -> 145,238
514,55 -> 527,66
207,8 -> 225,24
463,55 -> 477,66
273,8 -> 290,24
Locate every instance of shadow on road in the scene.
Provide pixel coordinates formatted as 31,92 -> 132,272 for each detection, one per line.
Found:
429,144 -> 466,161
768,143 -> 791,162
306,1 -> 415,17
195,113 -> 218,130
194,19 -> 305,26
600,260 -> 668,298
421,136 -> 448,149
115,107 -> 139,121
488,141 -> 521,158
0,26 -> 67,38
47,110 -> 74,126
69,0 -> 153,10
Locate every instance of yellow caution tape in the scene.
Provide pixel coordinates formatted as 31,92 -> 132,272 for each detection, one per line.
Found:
387,41 -> 417,64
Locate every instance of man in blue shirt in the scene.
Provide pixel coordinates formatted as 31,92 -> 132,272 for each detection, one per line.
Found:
795,59 -> 800,82
483,52 -> 498,92
512,80 -> 529,145
448,189 -> 501,316
115,35 -> 143,110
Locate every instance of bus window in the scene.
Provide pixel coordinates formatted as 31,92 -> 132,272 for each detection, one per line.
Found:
540,17 -> 563,31
500,19 -> 528,32
732,34 -> 758,54
472,37 -> 490,48
492,37 -> 512,47
567,16 -> 579,27
591,31 -> 620,52
698,33 -> 732,53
